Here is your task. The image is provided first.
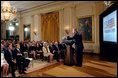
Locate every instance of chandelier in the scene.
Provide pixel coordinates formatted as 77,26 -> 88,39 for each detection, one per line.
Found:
1,1 -> 17,21
104,1 -> 115,8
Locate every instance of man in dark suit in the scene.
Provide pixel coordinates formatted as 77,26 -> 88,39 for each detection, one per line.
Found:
14,43 -> 30,74
68,28 -> 84,67
61,43 -> 67,60
49,43 -> 54,54
4,43 -> 16,77
58,42 -> 65,60
52,42 -> 60,62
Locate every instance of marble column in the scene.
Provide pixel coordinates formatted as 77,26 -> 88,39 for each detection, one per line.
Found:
19,16 -> 24,41
38,13 -> 42,40
31,15 -> 34,41
33,14 -> 41,41
59,8 -> 64,42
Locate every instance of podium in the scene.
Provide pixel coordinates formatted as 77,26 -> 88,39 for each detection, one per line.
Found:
62,39 -> 75,66
64,45 -> 71,65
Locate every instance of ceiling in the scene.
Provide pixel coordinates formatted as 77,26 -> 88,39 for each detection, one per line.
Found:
1,1 -> 55,12
1,1 -> 101,12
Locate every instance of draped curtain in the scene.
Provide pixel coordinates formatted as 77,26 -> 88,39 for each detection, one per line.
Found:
41,12 -> 59,42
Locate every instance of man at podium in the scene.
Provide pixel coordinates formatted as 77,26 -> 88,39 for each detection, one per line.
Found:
67,28 -> 84,67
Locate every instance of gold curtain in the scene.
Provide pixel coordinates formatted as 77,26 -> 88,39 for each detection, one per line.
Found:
41,12 -> 59,42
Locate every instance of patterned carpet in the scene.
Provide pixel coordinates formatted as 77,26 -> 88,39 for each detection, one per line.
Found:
8,60 -> 59,77
20,54 -> 117,77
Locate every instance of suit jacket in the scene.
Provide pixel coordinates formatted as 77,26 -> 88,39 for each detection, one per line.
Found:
14,48 -> 27,63
62,43 -> 67,50
58,44 -> 63,51
52,45 -> 58,52
20,43 -> 23,52
68,32 -> 84,49
20,43 -> 28,52
14,48 -> 24,58
49,45 -> 54,54
37,44 -> 43,51
29,45 -> 36,51
4,49 -> 16,64
23,44 -> 28,52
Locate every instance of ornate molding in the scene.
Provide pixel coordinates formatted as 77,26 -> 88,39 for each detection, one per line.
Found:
19,1 -> 85,16
20,1 -> 66,14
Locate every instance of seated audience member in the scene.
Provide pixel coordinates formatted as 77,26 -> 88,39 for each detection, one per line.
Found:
19,41 -> 24,52
29,42 -> 36,59
1,40 -> 7,51
39,42 -> 43,51
4,43 -> 16,77
61,43 -> 67,59
58,42 -> 65,60
36,42 -> 39,52
36,41 -> 43,51
35,42 -> 42,58
38,42 -> 44,60
43,42 -> 53,63
1,44 -> 9,77
49,42 -> 54,54
22,42 -> 29,58
52,42 -> 60,62
26,42 -> 30,52
20,41 -> 27,52
34,42 -> 37,53
14,43 -> 30,74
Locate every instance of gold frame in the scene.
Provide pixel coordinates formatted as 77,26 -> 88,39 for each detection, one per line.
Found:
77,15 -> 95,43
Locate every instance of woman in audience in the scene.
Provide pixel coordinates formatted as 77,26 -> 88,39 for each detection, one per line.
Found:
37,41 -> 44,60
1,40 -> 7,51
29,41 -> 36,59
1,44 -> 9,77
43,42 -> 53,63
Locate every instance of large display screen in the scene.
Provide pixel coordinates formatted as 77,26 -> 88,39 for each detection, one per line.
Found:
103,10 -> 117,42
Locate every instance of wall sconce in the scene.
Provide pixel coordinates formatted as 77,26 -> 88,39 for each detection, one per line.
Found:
34,29 -> 37,35
64,26 -> 69,35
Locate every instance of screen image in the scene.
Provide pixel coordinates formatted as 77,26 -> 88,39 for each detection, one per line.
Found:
103,10 -> 117,42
